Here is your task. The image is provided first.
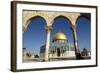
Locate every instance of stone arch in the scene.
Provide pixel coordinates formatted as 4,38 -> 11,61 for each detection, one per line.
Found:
22,11 -> 48,32
50,15 -> 73,43
76,15 -> 91,52
50,15 -> 73,56
48,12 -> 80,26
52,15 -> 73,27
75,14 -> 91,30
76,13 -> 91,24
23,15 -> 47,32
50,14 -> 83,59
26,15 -> 47,31
51,15 -> 75,38
23,16 -> 47,57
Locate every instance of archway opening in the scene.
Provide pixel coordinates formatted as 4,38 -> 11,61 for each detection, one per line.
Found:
51,16 -> 73,43
50,16 -> 74,59
76,15 -> 91,59
23,16 -> 47,62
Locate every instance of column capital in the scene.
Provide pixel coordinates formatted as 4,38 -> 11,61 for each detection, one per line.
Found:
71,25 -> 77,32
45,25 -> 52,31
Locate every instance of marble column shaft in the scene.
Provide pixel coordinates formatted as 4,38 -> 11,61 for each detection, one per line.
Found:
44,26 -> 52,61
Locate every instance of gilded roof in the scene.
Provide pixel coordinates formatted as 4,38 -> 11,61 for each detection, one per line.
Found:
53,32 -> 67,41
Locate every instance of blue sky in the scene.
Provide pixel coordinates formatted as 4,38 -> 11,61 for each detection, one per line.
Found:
23,14 -> 91,54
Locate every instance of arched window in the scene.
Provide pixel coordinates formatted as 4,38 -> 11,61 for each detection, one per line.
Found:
23,16 -> 46,54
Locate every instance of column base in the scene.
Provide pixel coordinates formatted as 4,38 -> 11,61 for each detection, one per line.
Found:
42,59 -> 48,62
76,53 -> 84,59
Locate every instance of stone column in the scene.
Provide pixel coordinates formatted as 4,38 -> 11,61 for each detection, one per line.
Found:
72,25 -> 78,51
71,25 -> 81,59
44,26 -> 52,61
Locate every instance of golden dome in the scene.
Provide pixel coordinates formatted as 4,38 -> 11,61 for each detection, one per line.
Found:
53,32 -> 67,42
